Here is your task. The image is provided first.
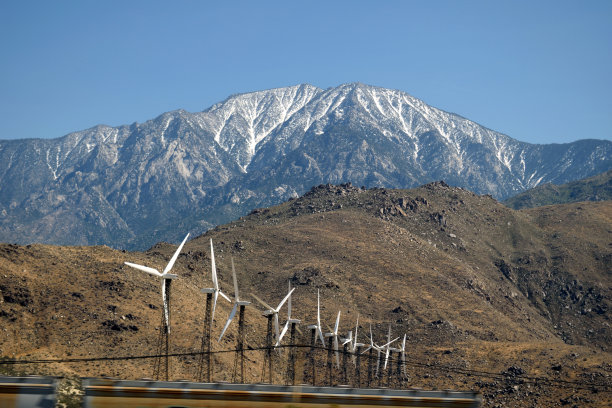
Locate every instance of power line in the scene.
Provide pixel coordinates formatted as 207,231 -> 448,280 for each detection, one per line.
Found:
1,344 -> 609,391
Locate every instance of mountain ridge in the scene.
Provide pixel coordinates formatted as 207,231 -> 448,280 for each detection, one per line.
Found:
0,83 -> 610,249
1,182 -> 610,406
504,169 -> 612,209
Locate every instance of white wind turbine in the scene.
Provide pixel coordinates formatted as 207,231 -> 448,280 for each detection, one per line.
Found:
124,233 -> 189,333
218,257 -> 251,342
362,324 -> 381,377
341,330 -> 353,348
383,325 -> 400,370
362,324 -> 398,378
252,287 -> 295,345
201,239 -> 231,323
307,289 -> 326,347
350,314 -> 365,365
325,310 -> 342,368
276,281 -> 300,347
397,333 -> 407,377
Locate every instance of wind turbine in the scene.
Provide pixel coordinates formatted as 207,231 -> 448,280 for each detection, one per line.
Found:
307,289 -> 326,347
215,257 -> 251,383
197,238 -> 231,383
362,324 -> 397,379
124,232 -> 189,381
352,314 -> 365,365
397,333 -> 407,378
362,324 -> 381,379
383,325 -> 399,370
252,287 -> 295,346
341,330 -> 353,348
276,281 -> 300,347
201,239 -> 231,324
306,289 -> 326,385
324,310 -> 341,368
218,257 -> 251,342
252,287 -> 294,383
340,329 -> 353,384
124,233 -> 189,334
351,314 -> 366,387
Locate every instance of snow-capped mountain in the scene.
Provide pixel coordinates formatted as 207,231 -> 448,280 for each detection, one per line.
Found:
0,83 -> 610,249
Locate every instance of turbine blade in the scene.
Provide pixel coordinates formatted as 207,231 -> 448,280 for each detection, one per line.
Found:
219,290 -> 232,303
275,287 -> 295,311
124,262 -> 161,277
251,293 -> 273,311
276,321 -> 290,346
210,239 -> 218,289
354,314 -> 360,349
381,337 -> 400,348
317,327 -> 326,347
402,333 -> 406,351
218,303 -> 238,342
334,311 -> 341,333
163,233 -> 189,275
274,313 -> 280,344
384,348 -> 389,369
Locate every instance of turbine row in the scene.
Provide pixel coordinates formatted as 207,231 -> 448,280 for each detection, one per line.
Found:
124,235 -> 409,374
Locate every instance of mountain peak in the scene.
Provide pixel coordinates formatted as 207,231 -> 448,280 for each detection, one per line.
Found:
0,84 -> 610,249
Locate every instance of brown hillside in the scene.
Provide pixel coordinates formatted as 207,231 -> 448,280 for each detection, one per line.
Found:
0,182 -> 610,407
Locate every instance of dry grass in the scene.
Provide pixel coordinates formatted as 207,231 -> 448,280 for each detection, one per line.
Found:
0,183 -> 610,407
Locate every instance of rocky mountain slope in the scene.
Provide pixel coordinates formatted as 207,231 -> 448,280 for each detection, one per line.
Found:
0,83 -> 610,249
0,183 -> 610,407
504,169 -> 612,209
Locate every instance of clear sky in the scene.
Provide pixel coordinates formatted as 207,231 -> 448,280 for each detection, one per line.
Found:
1,0 -> 610,144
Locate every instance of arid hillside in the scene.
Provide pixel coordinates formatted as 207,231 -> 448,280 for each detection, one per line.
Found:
0,182 -> 610,407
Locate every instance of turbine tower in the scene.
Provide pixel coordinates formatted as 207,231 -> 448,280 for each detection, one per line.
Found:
124,233 -> 189,381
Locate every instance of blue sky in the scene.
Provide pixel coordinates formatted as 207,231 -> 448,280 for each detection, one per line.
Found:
1,1 -> 610,144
